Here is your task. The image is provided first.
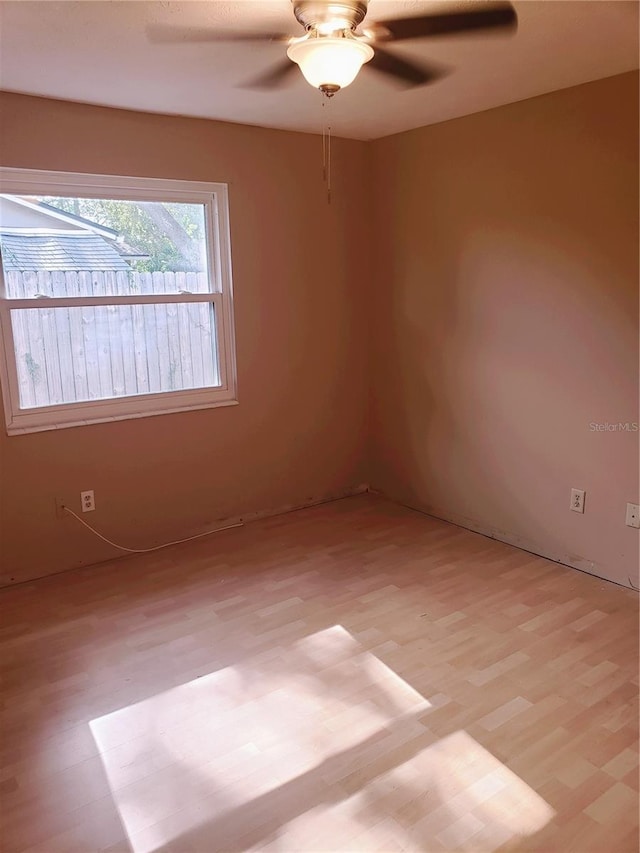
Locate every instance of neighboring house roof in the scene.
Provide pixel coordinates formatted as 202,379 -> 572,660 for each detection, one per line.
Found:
0,232 -> 132,271
0,194 -> 148,271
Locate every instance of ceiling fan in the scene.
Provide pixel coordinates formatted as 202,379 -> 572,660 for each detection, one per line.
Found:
149,1 -> 518,97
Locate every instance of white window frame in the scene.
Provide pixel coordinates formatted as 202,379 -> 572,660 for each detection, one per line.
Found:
0,168 -> 237,435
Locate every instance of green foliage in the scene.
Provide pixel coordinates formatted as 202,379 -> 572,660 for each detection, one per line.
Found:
40,197 -> 205,272
24,352 -> 41,385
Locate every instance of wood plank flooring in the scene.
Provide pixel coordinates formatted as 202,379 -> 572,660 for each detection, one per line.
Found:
1,495 -> 638,853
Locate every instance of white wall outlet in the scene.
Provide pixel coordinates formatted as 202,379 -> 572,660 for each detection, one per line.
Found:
626,503 -> 640,529
81,490 -> 95,513
570,488 -> 585,513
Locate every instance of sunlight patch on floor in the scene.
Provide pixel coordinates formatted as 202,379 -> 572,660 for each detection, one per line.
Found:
90,625 -> 552,852
268,729 -> 554,852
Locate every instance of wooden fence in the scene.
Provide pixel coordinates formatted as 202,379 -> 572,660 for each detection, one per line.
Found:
5,270 -> 219,409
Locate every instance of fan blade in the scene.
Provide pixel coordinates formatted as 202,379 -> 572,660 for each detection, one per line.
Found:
372,3 -> 517,42
243,59 -> 298,90
147,25 -> 292,44
367,47 -> 448,86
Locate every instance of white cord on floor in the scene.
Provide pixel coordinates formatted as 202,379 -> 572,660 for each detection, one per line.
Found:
62,505 -> 243,554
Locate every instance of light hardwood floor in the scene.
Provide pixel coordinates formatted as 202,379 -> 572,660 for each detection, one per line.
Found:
1,495 -> 638,853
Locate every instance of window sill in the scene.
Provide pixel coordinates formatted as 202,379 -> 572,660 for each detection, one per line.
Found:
5,395 -> 239,435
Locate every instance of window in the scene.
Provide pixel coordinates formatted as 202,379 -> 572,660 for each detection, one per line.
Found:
0,169 -> 237,434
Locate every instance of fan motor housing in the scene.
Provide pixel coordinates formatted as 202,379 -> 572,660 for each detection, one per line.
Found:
292,0 -> 369,31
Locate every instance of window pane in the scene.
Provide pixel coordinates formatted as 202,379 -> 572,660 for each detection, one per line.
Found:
10,303 -> 220,409
1,195 -> 212,296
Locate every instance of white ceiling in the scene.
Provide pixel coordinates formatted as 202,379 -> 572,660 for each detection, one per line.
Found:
0,1 -> 637,140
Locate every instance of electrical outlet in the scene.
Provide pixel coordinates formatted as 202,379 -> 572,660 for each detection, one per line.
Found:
626,503 -> 640,529
570,488 -> 585,513
81,490 -> 95,513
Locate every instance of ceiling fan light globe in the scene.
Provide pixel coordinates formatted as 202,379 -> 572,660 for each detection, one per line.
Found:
287,37 -> 374,91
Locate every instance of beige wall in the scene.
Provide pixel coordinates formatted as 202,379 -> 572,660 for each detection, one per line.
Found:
370,72 -> 639,588
1,73 -> 637,588
0,93 -> 371,584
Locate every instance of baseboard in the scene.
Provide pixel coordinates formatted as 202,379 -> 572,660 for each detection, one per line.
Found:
369,489 -> 637,592
217,483 -> 371,527
8,485 -> 634,593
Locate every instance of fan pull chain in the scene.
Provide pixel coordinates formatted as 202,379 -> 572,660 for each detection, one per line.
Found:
321,94 -> 332,205
322,101 -> 327,183
327,122 -> 332,205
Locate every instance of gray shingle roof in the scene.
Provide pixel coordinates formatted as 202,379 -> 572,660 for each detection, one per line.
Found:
0,233 -> 131,271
